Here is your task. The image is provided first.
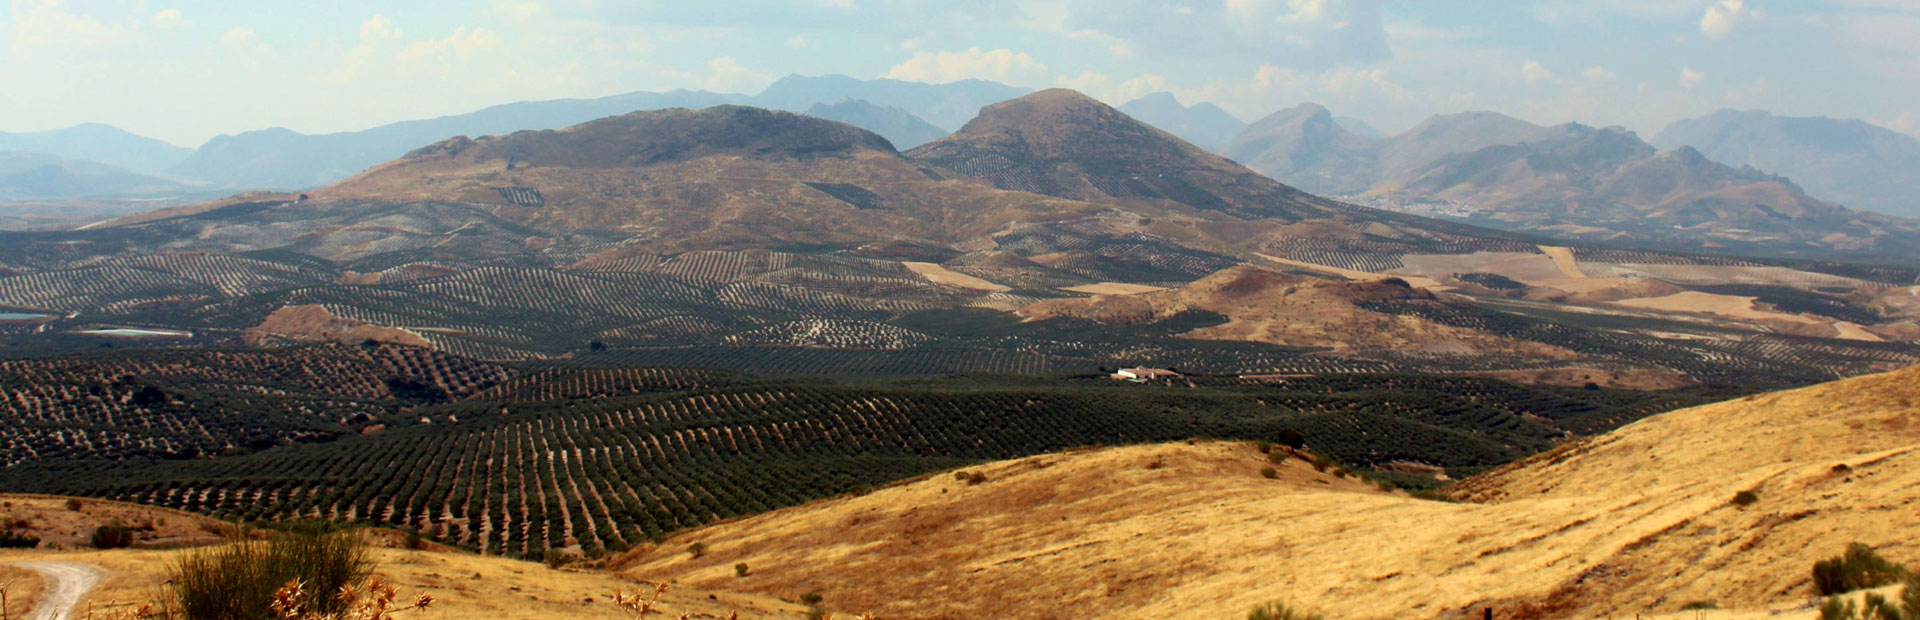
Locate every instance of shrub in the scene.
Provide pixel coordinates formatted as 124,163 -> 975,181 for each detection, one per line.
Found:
1260,467 -> 1279,479
1680,600 -> 1718,611
799,591 -> 824,606
1248,601 -> 1327,620
543,549 -> 572,569
734,563 -> 751,577
166,530 -> 370,620
687,542 -> 707,559
92,523 -> 135,549
1813,543 -> 1908,596
1731,490 -> 1759,507
1274,429 -> 1307,450
1254,441 -> 1273,454
0,528 -> 39,549
64,498 -> 84,511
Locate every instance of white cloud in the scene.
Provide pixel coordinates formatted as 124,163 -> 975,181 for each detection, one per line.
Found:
1582,66 -> 1619,81
1280,0 -> 1328,23
9,0 -> 141,54
701,56 -> 775,93
1521,60 -> 1555,86
1680,67 -> 1708,88
1054,71 -> 1172,104
883,47 -> 1049,86
1700,0 -> 1750,39
360,15 -> 403,42
152,9 -> 190,30
786,36 -> 816,49
219,27 -> 276,69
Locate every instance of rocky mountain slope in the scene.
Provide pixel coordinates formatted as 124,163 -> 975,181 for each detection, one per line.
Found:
615,365 -> 1920,619
1223,102 -> 1378,195
1655,109 -> 1920,218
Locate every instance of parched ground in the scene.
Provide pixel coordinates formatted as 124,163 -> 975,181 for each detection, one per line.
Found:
0,546 -> 809,620
614,365 -> 1920,620
0,495 -> 231,550
901,262 -> 1011,292
0,563 -> 47,619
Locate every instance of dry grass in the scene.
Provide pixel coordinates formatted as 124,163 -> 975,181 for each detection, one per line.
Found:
0,546 -> 809,620
1536,245 -> 1588,279
615,365 -> 1920,620
0,495 -> 231,550
901,262 -> 1010,292
1059,282 -> 1167,296
0,564 -> 47,620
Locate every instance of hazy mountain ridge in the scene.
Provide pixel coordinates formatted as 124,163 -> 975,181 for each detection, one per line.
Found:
803,99 -> 949,149
0,123 -> 192,175
0,151 -> 189,201
1654,109 -> 1920,218
1117,92 -> 1247,152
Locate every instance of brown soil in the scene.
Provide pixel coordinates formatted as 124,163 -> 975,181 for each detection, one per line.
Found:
0,495 -> 233,550
245,304 -> 433,348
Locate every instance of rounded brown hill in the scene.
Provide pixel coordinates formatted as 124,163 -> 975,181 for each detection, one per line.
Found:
398,105 -> 899,169
319,105 -> 1107,250
906,88 -> 1347,221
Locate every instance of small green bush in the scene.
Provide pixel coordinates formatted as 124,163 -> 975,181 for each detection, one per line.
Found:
687,542 -> 707,559
91,523 -> 135,549
734,563 -> 751,577
1680,600 -> 1718,611
1813,543 -> 1909,596
1248,601 -> 1327,620
166,530 -> 370,620
1260,467 -> 1279,479
543,549 -> 571,569
799,591 -> 824,606
1731,490 -> 1759,507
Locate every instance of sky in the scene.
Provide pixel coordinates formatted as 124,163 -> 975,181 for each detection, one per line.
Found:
3,0 -> 1918,147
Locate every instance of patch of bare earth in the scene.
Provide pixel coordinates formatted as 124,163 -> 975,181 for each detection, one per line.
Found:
245,304 -> 434,348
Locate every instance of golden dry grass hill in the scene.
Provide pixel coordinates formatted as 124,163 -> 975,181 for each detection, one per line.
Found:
612,365 -> 1920,620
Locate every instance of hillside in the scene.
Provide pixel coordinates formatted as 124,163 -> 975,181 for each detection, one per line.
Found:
907,89 -> 1352,222
1655,109 -> 1920,218
804,99 -> 948,149
614,365 -> 1920,619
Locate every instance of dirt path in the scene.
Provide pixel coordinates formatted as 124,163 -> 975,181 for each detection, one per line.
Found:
9,562 -> 102,620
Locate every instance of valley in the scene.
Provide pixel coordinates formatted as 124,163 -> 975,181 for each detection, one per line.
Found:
2,33 -> 1919,620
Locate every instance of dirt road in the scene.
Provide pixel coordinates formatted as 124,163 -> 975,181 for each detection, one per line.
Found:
8,562 -> 102,620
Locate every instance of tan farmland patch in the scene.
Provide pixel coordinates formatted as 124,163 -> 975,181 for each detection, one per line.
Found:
902,261 -> 1011,292
1615,291 -> 1823,325
1396,251 -> 1565,283
1537,245 -> 1588,279
1060,282 -> 1167,296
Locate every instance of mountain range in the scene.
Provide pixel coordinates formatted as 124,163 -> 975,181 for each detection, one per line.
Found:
1654,109 -> 1920,218
1223,105 -> 1920,262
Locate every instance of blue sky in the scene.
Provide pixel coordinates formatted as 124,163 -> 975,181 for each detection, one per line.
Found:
3,0 -> 1916,146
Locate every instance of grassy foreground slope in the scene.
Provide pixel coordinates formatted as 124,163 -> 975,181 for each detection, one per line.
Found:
613,366 -> 1920,620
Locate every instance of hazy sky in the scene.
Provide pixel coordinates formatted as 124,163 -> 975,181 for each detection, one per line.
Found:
3,0 -> 1917,146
